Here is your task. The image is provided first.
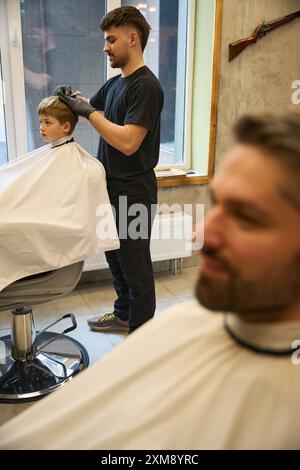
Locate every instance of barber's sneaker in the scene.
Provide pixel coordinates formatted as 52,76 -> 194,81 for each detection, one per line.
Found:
87,312 -> 129,333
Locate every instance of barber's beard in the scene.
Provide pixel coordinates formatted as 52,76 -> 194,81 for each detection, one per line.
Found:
196,249 -> 300,318
109,54 -> 129,70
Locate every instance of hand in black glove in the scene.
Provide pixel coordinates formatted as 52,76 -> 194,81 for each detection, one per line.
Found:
53,84 -> 73,96
58,94 -> 96,119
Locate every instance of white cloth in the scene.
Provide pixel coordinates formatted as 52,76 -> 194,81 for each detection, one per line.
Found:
1,299 -> 300,450
0,137 -> 119,291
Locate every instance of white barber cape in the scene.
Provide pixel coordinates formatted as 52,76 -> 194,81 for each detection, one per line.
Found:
1,299 -> 300,450
0,136 -> 119,291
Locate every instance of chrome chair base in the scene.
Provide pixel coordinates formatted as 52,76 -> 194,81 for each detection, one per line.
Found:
0,332 -> 89,403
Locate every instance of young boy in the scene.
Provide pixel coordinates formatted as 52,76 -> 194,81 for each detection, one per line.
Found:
37,95 -> 78,143
0,96 -> 119,292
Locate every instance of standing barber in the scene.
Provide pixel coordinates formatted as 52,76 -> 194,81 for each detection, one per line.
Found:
55,6 -> 164,334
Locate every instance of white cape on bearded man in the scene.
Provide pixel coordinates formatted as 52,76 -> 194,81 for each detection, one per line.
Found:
0,137 -> 119,291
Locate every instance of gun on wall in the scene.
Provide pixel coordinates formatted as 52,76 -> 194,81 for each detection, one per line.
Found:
229,10 -> 300,61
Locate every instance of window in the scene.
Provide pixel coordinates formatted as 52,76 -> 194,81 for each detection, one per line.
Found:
20,0 -> 106,156
121,0 -> 192,167
0,0 -> 195,167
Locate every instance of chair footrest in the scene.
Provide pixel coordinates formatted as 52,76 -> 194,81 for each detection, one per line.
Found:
0,331 -> 89,403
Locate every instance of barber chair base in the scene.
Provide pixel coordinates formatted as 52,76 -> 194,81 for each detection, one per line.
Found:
0,332 -> 89,403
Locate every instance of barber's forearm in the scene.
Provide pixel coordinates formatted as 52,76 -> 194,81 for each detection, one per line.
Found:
88,111 -> 136,156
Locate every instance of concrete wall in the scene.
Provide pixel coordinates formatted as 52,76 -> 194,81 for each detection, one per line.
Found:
215,0 -> 300,166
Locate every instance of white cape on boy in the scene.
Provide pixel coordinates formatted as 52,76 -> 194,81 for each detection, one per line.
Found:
0,136 -> 119,291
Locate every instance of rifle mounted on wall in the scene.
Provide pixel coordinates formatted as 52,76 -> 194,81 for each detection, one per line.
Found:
229,10 -> 300,61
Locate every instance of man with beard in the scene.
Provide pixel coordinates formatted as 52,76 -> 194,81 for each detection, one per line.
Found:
1,113 -> 300,450
55,6 -> 164,334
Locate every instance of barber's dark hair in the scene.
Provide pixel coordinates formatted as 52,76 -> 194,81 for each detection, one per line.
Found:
233,113 -> 300,208
100,6 -> 151,51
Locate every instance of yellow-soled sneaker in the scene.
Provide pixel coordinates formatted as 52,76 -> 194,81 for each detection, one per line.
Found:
87,312 -> 128,333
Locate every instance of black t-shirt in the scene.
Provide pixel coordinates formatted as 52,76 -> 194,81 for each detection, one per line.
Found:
90,66 -> 164,200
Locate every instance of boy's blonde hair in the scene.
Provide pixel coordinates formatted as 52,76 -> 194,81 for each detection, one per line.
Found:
37,96 -> 78,133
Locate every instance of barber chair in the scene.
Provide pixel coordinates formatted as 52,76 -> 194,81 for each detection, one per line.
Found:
0,262 -> 89,403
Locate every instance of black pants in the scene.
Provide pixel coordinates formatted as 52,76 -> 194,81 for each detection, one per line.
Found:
105,194 -> 157,333
105,243 -> 155,332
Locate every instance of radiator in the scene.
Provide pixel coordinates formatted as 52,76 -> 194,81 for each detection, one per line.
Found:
83,212 -> 193,272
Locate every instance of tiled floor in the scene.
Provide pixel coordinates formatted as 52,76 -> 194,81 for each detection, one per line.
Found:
0,267 -> 197,426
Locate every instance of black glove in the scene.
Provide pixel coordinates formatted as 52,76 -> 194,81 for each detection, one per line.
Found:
58,93 -> 96,119
53,84 -> 73,96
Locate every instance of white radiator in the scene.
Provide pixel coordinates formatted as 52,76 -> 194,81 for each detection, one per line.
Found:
83,212 -> 193,271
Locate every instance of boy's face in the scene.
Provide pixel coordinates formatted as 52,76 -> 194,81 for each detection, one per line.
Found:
39,114 -> 71,142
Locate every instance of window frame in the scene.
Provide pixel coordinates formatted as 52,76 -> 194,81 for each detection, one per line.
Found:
157,0 -> 223,187
0,0 -> 28,160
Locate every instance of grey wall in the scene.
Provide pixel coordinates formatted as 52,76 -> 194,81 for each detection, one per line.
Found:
215,0 -> 300,167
